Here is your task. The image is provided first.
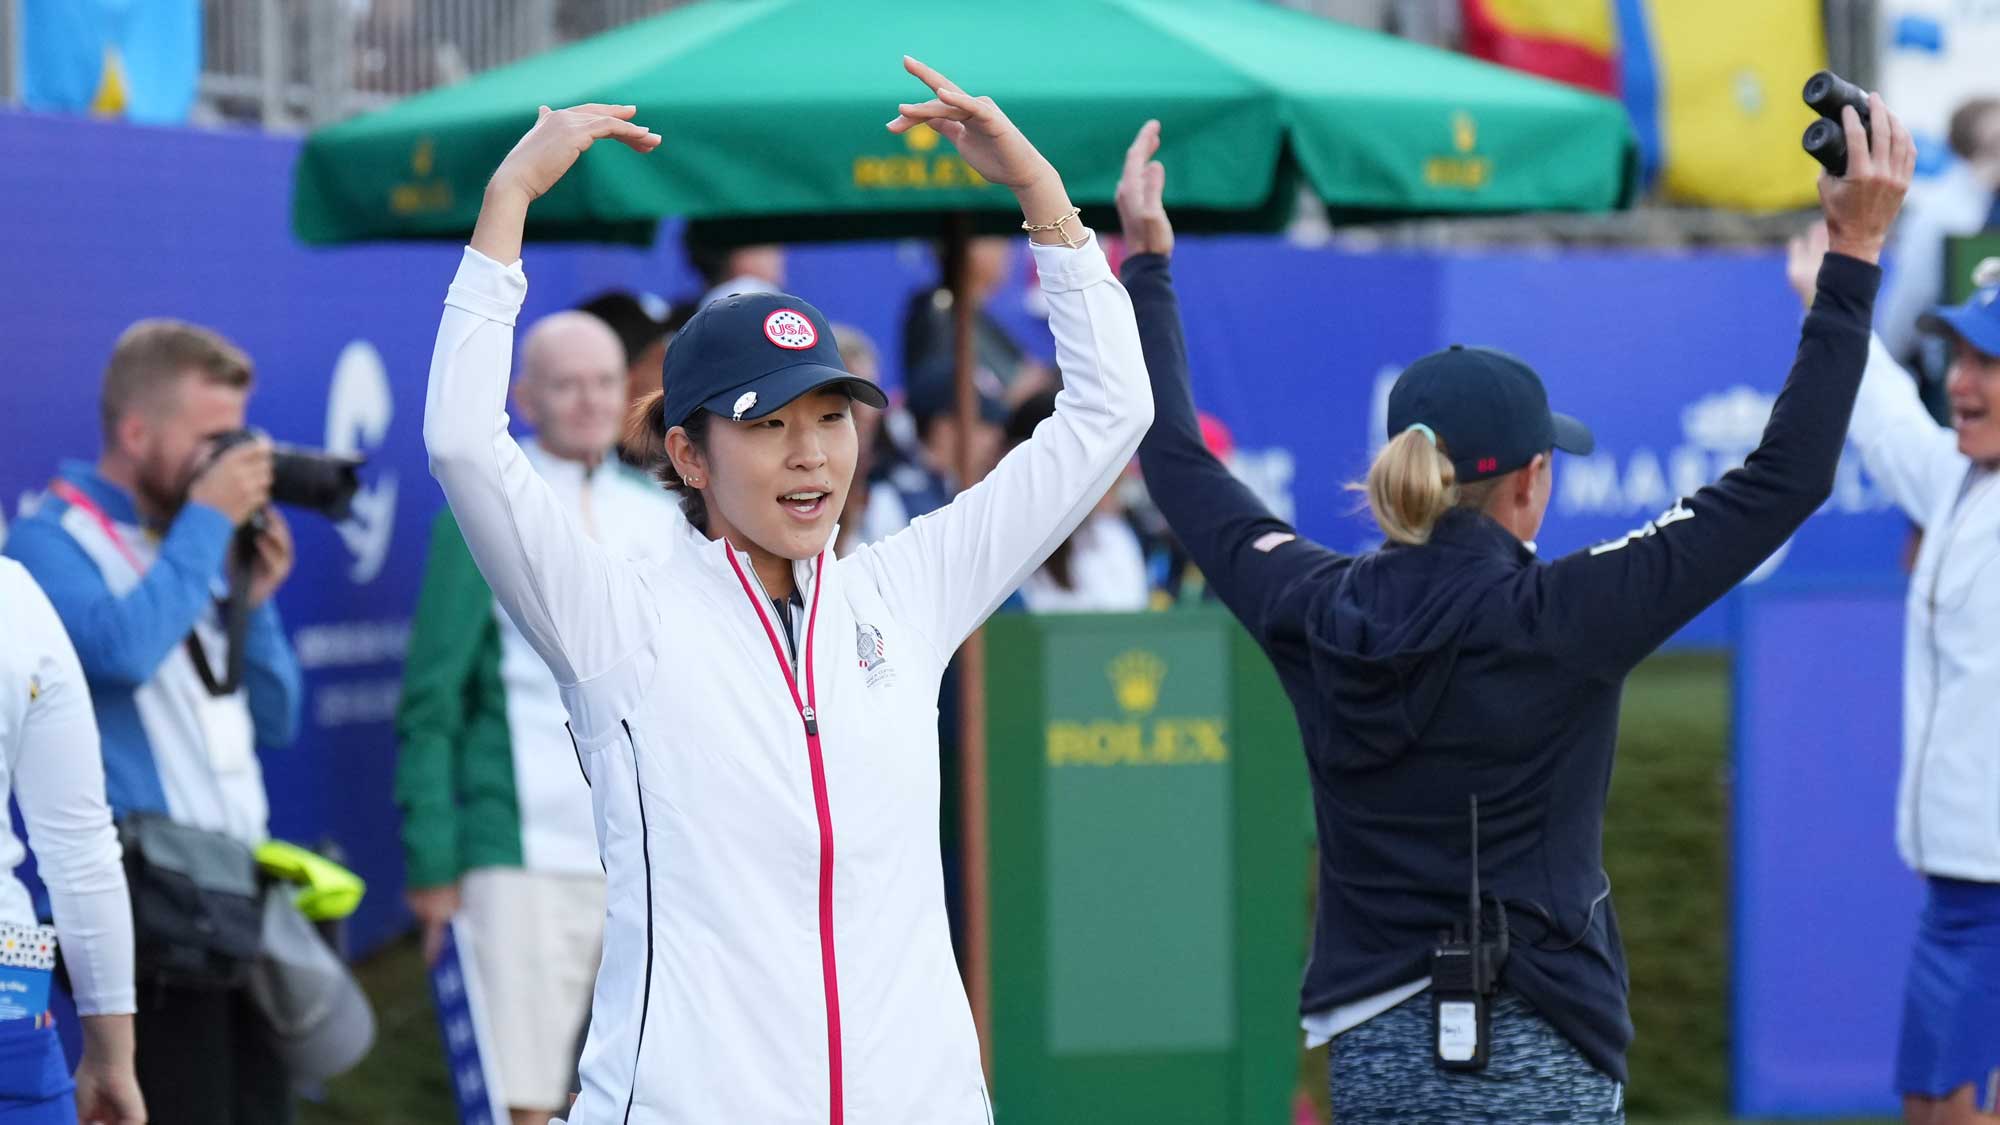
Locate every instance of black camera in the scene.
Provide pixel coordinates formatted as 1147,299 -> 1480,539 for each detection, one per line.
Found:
184,429 -> 365,698
206,428 -> 364,521
1801,70 -> 1872,177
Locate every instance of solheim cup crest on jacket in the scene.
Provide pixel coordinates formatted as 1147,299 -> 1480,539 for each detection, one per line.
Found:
856,622 -> 895,689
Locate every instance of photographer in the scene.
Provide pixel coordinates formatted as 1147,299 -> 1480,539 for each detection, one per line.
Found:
4,319 -> 303,1124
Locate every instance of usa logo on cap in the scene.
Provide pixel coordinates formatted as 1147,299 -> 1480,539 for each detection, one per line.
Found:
763,309 -> 818,350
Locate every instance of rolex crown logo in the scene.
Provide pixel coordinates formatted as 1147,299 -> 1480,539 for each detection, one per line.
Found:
1109,650 -> 1167,716
904,123 -> 941,152
1451,111 -> 1477,154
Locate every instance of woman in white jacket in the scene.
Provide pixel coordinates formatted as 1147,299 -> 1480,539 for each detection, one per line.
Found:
423,59 -> 1151,1124
1790,233 -> 2000,1125
0,560 -> 143,1125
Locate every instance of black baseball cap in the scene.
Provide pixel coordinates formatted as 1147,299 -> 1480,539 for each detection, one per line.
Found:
659,291 -> 887,427
1387,345 -> 1594,481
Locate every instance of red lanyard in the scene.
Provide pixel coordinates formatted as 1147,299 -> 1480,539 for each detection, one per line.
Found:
723,545 -> 843,1124
48,480 -> 146,572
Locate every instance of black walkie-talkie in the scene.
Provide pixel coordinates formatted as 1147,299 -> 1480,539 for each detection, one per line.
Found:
1431,795 -> 1507,1071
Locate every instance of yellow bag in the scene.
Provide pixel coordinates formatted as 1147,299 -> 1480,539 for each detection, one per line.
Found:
255,841 -> 366,922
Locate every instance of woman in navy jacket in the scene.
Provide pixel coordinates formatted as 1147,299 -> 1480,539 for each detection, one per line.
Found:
1116,99 -> 1911,1121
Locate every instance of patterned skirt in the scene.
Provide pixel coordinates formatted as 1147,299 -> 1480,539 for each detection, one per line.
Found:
1328,989 -> 1623,1124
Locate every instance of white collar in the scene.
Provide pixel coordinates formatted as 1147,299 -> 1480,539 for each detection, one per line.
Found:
522,437 -> 615,492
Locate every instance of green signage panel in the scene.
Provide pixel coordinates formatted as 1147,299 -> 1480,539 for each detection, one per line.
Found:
985,609 -> 1310,1125
1043,622 -> 1235,1055
1946,232 -> 2000,303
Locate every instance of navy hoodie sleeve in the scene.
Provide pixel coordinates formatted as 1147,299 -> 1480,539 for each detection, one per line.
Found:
1542,252 -> 1882,674
1125,253 -> 1344,649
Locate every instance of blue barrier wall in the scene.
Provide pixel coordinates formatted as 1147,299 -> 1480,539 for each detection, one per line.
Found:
0,111 -> 1917,959
1733,581 -> 1917,1118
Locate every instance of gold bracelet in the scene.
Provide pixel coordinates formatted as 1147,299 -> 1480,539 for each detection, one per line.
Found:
1021,206 -> 1087,249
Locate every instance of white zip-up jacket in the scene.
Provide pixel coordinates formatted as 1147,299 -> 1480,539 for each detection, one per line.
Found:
424,234 -> 1152,1124
1850,336 -> 2000,881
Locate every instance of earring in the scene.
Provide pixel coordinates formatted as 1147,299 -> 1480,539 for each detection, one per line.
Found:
686,476 -> 702,485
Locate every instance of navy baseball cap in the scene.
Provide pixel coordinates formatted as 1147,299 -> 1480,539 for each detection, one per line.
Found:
1387,345 -> 1594,482
1917,260 -> 2000,359
658,291 -> 887,427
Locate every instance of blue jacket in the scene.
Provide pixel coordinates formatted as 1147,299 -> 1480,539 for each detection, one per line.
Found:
3,462 -> 300,823
1127,251 -> 1880,1083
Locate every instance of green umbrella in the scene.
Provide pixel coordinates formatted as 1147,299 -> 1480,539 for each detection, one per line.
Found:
292,0 -> 1635,245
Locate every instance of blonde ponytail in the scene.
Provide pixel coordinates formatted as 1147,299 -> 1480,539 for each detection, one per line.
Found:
1355,427 -> 1510,545
1363,428 -> 1458,545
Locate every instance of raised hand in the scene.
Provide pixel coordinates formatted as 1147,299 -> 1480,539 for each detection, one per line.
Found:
1784,221 -> 1830,310
492,104 -> 661,202
888,57 -> 1052,191
1115,120 -> 1173,258
1818,92 -> 1914,265
472,103 -> 661,264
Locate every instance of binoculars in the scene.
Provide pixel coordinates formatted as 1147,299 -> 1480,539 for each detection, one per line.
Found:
1800,70 -> 1871,177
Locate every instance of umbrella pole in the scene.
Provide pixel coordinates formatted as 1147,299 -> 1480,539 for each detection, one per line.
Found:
950,210 -> 994,1081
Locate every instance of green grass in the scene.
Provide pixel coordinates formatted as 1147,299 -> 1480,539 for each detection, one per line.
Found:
300,934 -> 454,1124
1610,650 -> 1735,1118
306,651 -> 1895,1124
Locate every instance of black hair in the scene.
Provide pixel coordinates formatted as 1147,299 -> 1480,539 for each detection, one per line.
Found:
575,290 -> 667,366
624,392 -> 711,534
681,228 -> 733,288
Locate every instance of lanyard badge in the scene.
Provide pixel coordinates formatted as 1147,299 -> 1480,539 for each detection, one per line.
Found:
0,923 -> 57,1022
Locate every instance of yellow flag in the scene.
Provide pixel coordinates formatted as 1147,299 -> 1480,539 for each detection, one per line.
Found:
90,45 -> 129,118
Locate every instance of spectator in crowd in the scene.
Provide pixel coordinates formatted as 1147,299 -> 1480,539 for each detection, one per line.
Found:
3,319 -> 304,1124
829,322 -> 886,556
1138,411 -> 1240,608
683,228 -> 787,308
1000,391 -> 1149,613
1878,98 -> 2000,394
855,360 -> 1008,546
397,309 -> 679,1125
1792,228 -> 2000,1125
576,288 -> 672,414
901,235 -> 1055,412
0,560 -> 145,1125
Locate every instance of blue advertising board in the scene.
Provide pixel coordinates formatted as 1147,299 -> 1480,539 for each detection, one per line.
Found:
1732,580 -> 1918,1117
